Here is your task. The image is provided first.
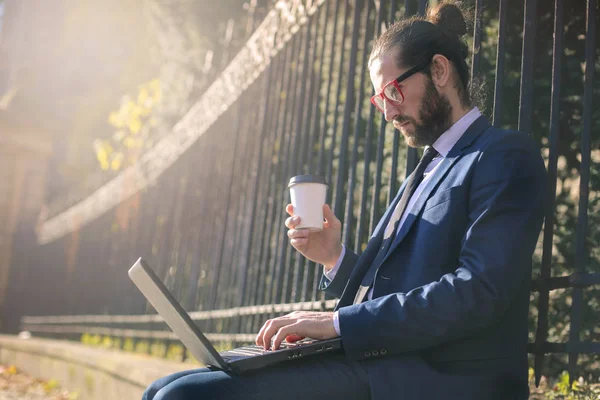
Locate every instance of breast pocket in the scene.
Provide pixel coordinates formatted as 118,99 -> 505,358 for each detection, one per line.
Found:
423,185 -> 466,212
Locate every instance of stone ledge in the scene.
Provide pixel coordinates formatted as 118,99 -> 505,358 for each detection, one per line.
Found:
0,334 -> 192,400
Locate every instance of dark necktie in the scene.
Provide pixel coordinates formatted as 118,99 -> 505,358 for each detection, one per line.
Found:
352,146 -> 440,305
382,146 -> 440,240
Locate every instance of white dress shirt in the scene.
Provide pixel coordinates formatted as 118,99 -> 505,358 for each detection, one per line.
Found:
326,107 -> 482,335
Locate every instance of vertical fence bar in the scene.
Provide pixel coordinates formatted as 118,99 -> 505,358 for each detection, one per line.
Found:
248,61 -> 282,333
155,171 -> 181,281
280,26 -> 308,304
470,0 -> 483,84
254,48 -> 289,310
195,137 -> 222,313
369,0 -> 388,237
243,70 -> 276,313
270,34 -> 300,306
299,9 -> 326,303
307,1 -> 335,301
327,0 -> 351,212
223,97 -> 259,324
290,20 -> 313,303
345,0 -> 372,250
517,0 -> 537,134
338,0 -> 363,244
387,0 -> 401,204
404,0 -> 427,176
567,0 -> 595,382
308,0 -> 331,174
356,3 -> 379,246
225,89 -> 262,336
262,41 -> 294,310
208,104 -> 245,310
317,0 -> 343,176
417,0 -> 428,16
172,152 -> 203,304
294,11 -> 323,304
534,0 -> 563,385
492,0 -> 507,126
182,145 -> 209,311
237,71 -> 273,319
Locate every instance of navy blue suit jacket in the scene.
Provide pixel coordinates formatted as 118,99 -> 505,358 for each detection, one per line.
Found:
320,116 -> 547,399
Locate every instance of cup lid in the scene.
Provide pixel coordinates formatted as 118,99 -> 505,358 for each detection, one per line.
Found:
288,174 -> 328,187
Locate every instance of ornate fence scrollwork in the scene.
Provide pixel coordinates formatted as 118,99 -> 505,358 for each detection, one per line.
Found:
37,0 -> 325,245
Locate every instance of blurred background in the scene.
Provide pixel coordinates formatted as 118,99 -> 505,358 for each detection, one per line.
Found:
0,0 -> 598,396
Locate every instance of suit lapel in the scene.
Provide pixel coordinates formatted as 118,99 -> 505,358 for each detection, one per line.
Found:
336,179 -> 409,307
337,116 -> 491,306
380,115 -> 492,265
381,155 -> 460,262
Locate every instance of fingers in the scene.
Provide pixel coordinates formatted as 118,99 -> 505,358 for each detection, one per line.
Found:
272,323 -> 302,350
285,215 -> 301,229
286,204 -> 294,216
322,204 -> 340,229
255,317 -> 291,350
287,227 -> 309,247
285,334 -> 305,343
322,204 -> 337,223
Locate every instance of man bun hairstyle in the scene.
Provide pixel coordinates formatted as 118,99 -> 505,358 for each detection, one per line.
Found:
427,2 -> 468,40
370,2 -> 472,107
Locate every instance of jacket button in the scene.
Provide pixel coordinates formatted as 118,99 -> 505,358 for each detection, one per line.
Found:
372,350 -> 379,356
381,349 -> 387,355
364,351 -> 371,357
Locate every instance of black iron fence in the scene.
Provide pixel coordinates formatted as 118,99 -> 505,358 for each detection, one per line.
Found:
5,0 -> 599,385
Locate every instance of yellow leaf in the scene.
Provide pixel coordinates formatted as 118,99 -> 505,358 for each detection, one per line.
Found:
108,111 -> 123,128
123,137 -> 140,149
137,88 -> 149,105
139,105 -> 152,117
111,153 -> 124,171
148,79 -> 161,93
128,117 -> 142,134
43,379 -> 60,393
113,130 -> 125,142
122,100 -> 136,116
7,365 -> 17,375
99,158 -> 110,171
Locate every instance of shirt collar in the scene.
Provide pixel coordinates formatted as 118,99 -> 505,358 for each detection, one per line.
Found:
432,107 -> 482,157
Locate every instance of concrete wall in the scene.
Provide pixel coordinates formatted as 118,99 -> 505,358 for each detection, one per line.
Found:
0,335 -> 193,400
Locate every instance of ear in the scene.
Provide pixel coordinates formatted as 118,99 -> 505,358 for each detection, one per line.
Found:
430,54 -> 451,88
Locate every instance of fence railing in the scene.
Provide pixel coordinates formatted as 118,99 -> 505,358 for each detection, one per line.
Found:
8,0 -> 599,385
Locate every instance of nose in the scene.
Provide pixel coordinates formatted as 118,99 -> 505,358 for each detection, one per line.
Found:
383,99 -> 400,122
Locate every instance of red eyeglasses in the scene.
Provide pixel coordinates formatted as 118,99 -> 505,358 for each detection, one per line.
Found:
370,59 -> 431,113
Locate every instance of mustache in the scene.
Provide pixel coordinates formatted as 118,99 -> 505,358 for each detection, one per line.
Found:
393,116 -> 412,124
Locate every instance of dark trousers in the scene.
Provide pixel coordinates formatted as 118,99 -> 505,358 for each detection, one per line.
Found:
143,353 -> 371,400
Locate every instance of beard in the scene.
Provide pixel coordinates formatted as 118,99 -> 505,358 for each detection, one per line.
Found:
394,76 -> 453,148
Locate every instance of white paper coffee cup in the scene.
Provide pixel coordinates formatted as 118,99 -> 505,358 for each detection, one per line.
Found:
288,175 -> 328,232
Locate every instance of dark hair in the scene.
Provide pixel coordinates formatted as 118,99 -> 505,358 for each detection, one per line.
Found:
369,2 -> 471,106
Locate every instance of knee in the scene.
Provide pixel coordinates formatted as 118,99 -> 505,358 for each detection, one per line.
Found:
152,383 -> 213,400
142,380 -> 164,400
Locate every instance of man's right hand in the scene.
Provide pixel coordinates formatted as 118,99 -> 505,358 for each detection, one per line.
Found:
285,204 -> 343,270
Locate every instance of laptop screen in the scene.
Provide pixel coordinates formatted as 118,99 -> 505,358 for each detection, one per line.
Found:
128,257 -> 227,369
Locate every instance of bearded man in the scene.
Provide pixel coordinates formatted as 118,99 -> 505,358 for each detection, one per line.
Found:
144,3 -> 546,399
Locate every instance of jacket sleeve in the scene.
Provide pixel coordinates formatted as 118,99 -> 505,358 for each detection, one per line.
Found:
337,134 -> 547,360
319,249 -> 360,299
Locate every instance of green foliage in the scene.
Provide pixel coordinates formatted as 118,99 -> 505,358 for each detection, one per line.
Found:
123,338 -> 135,352
95,79 -> 162,171
471,0 -> 600,380
134,340 -> 150,354
530,369 -> 600,399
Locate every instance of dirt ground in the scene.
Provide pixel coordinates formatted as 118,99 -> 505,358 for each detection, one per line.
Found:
0,365 -> 75,400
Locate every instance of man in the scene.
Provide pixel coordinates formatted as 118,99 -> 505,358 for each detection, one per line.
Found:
144,3 -> 547,399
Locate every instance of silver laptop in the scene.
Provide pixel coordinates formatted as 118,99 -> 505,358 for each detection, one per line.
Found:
128,257 -> 342,373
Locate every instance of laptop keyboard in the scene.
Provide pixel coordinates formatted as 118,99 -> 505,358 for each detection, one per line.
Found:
222,339 -> 317,358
